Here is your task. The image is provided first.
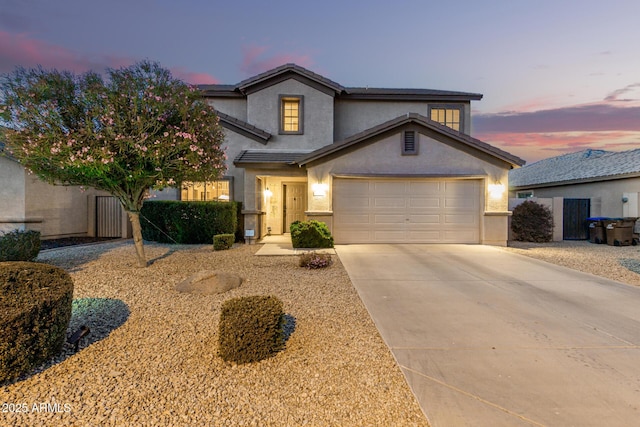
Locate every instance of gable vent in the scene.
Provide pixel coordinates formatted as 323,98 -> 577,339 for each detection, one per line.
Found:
403,130 -> 417,154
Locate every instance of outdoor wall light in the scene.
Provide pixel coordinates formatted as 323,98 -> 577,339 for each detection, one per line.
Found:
264,187 -> 273,198
312,183 -> 328,197
488,182 -> 505,199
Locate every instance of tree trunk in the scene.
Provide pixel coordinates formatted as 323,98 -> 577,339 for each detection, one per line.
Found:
127,211 -> 148,267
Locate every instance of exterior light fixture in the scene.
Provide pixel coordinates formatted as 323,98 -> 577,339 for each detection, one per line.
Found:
488,182 -> 505,199
312,183 -> 328,196
264,187 -> 273,197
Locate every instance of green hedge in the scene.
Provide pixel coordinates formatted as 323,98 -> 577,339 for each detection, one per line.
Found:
141,200 -> 239,244
0,230 -> 41,262
218,295 -> 285,364
511,200 -> 554,242
213,234 -> 235,251
0,262 -> 73,384
290,220 -> 334,248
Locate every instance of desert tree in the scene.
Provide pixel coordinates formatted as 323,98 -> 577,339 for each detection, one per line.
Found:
0,61 -> 226,267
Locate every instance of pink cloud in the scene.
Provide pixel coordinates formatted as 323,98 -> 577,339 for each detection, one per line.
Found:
240,44 -> 313,76
0,30 -> 218,84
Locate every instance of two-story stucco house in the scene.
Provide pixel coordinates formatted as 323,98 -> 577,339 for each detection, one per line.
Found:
181,63 -> 524,245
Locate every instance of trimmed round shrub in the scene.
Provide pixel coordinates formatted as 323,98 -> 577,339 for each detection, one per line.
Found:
0,229 -> 41,261
511,200 -> 554,242
0,262 -> 73,383
218,295 -> 284,364
290,220 -> 334,248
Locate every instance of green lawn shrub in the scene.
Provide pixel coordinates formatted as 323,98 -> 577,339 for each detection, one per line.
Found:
141,200 -> 238,244
290,220 -> 334,248
511,200 -> 554,242
218,295 -> 285,364
0,230 -> 41,261
213,234 -> 235,251
299,252 -> 333,269
0,262 -> 73,384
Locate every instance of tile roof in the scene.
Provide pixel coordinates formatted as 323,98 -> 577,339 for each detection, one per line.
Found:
215,111 -> 271,144
197,64 -> 483,101
509,148 -> 640,188
234,150 -> 314,165
297,113 -> 524,167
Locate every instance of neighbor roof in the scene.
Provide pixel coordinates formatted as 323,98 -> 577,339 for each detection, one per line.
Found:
297,113 -> 524,167
198,64 -> 482,101
510,148 -> 640,189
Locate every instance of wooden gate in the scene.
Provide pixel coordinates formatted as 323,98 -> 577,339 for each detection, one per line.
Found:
563,198 -> 590,240
96,196 -> 122,237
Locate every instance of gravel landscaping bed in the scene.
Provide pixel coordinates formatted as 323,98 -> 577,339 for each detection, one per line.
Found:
1,241 -> 428,426
501,240 -> 640,287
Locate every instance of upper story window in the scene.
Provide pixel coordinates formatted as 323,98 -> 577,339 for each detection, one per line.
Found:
430,106 -> 462,132
279,95 -> 304,135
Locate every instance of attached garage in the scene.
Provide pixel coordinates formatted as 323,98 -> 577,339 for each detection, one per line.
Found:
333,178 -> 481,244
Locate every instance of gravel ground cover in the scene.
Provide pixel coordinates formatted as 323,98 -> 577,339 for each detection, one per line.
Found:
1,241 -> 428,427
501,240 -> 640,287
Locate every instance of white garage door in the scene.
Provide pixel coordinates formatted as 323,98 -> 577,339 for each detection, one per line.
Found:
333,178 -> 481,244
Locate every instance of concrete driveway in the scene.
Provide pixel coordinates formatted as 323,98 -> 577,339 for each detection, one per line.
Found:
335,244 -> 640,427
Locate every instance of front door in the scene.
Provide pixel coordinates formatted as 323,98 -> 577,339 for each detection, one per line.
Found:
283,183 -> 307,232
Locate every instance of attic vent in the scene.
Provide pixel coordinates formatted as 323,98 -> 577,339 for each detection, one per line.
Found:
402,130 -> 418,155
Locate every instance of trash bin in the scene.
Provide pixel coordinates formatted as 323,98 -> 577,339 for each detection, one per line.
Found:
587,217 -> 608,244
606,221 -> 634,246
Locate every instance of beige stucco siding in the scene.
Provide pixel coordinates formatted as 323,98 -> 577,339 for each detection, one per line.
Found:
247,79 -> 334,150
334,99 -> 471,140
515,177 -> 640,218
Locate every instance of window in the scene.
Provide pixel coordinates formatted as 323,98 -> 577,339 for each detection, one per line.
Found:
279,95 -> 304,134
181,180 -> 231,202
430,106 -> 462,131
517,191 -> 534,199
402,130 -> 418,155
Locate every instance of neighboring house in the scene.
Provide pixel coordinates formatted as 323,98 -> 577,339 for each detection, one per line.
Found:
179,63 -> 524,245
0,141 -> 129,239
509,148 -> 640,239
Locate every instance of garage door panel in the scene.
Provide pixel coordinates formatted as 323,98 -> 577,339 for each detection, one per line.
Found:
333,178 -> 481,244
409,197 -> 441,208
374,197 -> 406,208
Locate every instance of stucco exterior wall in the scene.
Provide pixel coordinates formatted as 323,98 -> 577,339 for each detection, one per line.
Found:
514,177 -> 640,218
207,98 -> 247,121
247,80 -> 334,150
0,157 -> 27,233
334,100 -> 471,140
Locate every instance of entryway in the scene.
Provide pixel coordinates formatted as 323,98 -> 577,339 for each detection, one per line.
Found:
282,183 -> 307,233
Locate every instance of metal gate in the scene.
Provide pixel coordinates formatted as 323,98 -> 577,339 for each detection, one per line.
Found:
96,196 -> 122,237
563,198 -> 590,240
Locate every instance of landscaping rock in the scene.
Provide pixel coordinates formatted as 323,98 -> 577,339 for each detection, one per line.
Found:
175,270 -> 243,295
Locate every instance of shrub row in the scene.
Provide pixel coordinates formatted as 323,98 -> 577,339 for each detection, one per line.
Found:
218,295 -> 285,364
0,230 -> 41,262
0,262 -> 73,384
290,220 -> 334,249
140,200 -> 239,244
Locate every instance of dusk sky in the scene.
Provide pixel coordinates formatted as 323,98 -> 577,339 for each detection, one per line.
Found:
1,0 -> 639,164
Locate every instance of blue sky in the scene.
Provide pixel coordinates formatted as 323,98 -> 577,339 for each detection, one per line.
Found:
1,0 -> 639,162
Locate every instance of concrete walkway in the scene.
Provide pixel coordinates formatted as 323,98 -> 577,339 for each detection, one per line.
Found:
335,244 -> 640,427
255,234 -> 336,256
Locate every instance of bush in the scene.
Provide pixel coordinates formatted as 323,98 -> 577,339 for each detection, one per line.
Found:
141,200 -> 238,244
290,220 -> 334,248
213,234 -> 235,251
0,229 -> 41,261
299,252 -> 333,269
511,200 -> 554,242
218,295 -> 285,364
0,262 -> 73,383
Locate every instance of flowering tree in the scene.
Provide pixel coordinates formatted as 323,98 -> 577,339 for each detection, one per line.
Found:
0,61 -> 226,267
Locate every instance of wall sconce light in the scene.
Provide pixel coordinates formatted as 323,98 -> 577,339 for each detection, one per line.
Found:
488,182 -> 505,199
264,187 -> 273,198
312,183 -> 328,196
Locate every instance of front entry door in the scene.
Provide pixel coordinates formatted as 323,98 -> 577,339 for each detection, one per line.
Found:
283,183 -> 307,232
